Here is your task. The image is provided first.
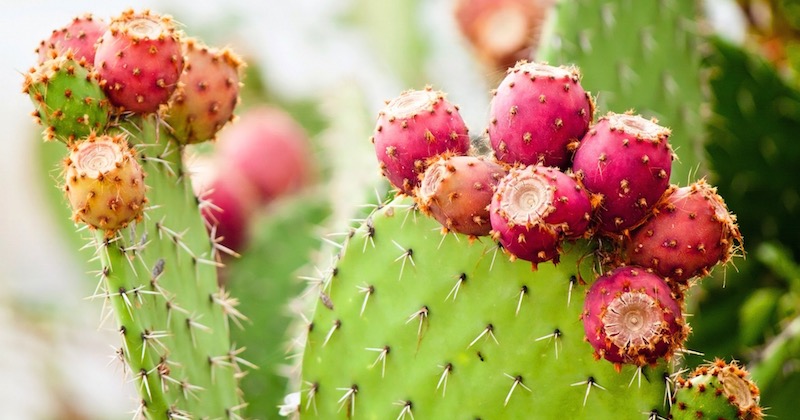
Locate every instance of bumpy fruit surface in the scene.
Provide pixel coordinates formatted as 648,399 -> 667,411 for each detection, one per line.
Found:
64,134 -> 146,233
625,180 -> 742,288
216,106 -> 314,202
166,38 -> 243,144
372,87 -> 470,194
416,155 -> 506,236
36,14 -> 107,65
23,54 -> 110,143
490,165 -> 591,267
572,112 -> 673,235
94,9 -> 184,113
672,360 -> 762,420
488,61 -> 593,168
582,266 -> 687,367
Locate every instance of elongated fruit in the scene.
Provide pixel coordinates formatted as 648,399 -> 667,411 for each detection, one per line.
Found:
63,133 -> 146,234
94,9 -> 184,113
36,13 -> 107,65
416,155 -> 506,236
572,112 -> 673,235
490,165 -> 592,267
582,266 -> 688,367
672,360 -> 762,420
625,179 -> 742,288
488,61 -> 593,168
372,87 -> 470,194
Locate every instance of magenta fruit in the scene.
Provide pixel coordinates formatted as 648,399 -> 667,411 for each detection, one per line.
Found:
489,165 -> 591,267
36,14 -> 107,65
215,106 -> 314,202
572,112 -> 673,235
64,133 -> 147,234
487,61 -> 593,168
94,9 -> 184,113
625,179 -> 742,287
582,266 -> 688,367
371,87 -> 470,195
416,155 -> 506,236
166,38 -> 243,144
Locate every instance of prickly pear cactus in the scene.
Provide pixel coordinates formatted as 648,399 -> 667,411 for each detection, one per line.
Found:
299,198 -> 668,419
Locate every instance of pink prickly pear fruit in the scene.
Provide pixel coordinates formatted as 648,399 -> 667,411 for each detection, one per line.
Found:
189,157 -> 259,253
371,87 -> 470,195
453,0 -> 551,72
215,106 -> 314,202
166,38 -> 243,144
94,9 -> 184,113
625,180 -> 742,287
416,155 -> 506,236
489,165 -> 591,267
63,133 -> 147,235
572,112 -> 673,235
582,266 -> 689,368
488,61 -> 594,169
36,14 -> 107,65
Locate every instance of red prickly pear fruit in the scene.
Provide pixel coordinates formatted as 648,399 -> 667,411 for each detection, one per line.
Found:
94,9 -> 184,114
166,38 -> 243,144
489,165 -> 590,267
189,157 -> 258,253
416,155 -> 506,236
572,112 -> 673,235
487,61 -> 594,169
371,87 -> 470,195
582,266 -> 688,367
216,106 -> 314,202
36,14 -> 107,65
625,180 -> 742,287
63,133 -> 147,235
453,0 -> 551,72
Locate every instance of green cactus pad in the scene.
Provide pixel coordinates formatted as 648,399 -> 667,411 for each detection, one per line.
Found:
537,0 -> 706,182
671,360 -> 762,420
300,197 -> 668,419
23,55 -> 110,143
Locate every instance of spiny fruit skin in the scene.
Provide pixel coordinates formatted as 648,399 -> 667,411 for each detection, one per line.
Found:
166,38 -> 243,144
23,54 -> 110,143
572,112 -> 673,235
625,179 -> 742,288
36,13 -> 107,65
582,266 -> 687,367
672,360 -> 762,420
416,155 -> 506,236
372,87 -> 470,195
488,61 -> 593,169
489,165 -> 591,267
215,106 -> 314,202
64,133 -> 146,234
94,9 -> 184,113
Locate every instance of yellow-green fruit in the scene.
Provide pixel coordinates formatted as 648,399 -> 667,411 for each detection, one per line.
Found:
64,134 -> 146,233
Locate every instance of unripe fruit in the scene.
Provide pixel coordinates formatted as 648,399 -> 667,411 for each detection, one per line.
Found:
672,360 -> 762,420
372,87 -> 470,194
64,134 -> 146,234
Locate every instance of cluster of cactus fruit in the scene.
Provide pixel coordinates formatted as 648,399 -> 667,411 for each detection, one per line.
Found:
297,60 -> 762,419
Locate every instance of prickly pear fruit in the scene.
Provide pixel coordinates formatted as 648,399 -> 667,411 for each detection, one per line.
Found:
63,133 -> 146,234
23,54 -> 110,143
572,112 -> 673,235
372,87 -> 470,194
36,13 -> 107,65
488,61 -> 593,168
216,106 -> 314,202
454,0 -> 550,71
490,165 -> 591,266
94,9 -> 184,113
671,360 -> 762,420
166,38 -> 243,144
582,266 -> 688,367
416,155 -> 506,236
625,180 -> 742,288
